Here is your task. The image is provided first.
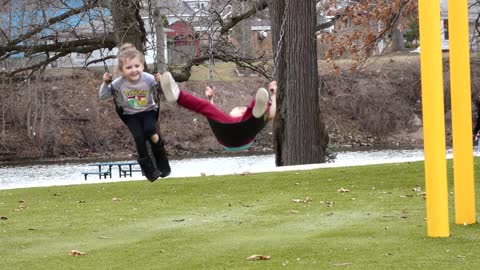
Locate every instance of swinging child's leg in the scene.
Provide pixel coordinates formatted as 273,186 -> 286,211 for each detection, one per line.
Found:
239,88 -> 270,122
125,112 -> 162,182
161,72 -> 236,123
252,88 -> 269,118
141,110 -> 171,178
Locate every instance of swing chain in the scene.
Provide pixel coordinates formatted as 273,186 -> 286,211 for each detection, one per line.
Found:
271,4 -> 287,80
147,0 -> 157,73
99,49 -> 109,73
208,16 -> 215,81
86,4 -> 109,73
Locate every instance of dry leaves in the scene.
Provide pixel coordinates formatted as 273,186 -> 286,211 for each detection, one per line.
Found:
69,250 -> 87,256
246,254 -> 271,261
337,187 -> 350,193
291,197 -> 312,203
333,262 -> 352,266
14,204 -> 27,211
112,197 -> 122,201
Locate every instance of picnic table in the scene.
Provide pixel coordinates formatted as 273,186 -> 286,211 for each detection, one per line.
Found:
81,161 -> 143,180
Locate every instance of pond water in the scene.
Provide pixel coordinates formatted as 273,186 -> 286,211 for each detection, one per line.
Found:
0,148 -> 470,190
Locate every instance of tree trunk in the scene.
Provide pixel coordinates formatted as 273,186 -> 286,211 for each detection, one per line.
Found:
153,0 -> 167,73
26,78 -> 32,140
1,77 -> 5,138
268,0 -> 287,166
284,0 -> 327,165
232,1 -> 253,57
110,0 -> 146,52
391,20 -> 405,52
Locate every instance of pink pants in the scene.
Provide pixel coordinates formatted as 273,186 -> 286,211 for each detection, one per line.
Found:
177,90 -> 269,147
177,90 -> 256,123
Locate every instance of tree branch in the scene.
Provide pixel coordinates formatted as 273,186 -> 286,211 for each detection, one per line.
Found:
219,0 -> 268,35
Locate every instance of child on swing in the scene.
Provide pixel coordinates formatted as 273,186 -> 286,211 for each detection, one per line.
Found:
99,43 -> 170,182
157,72 -> 277,151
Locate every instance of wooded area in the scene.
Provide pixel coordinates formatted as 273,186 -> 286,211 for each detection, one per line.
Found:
4,0 -> 476,166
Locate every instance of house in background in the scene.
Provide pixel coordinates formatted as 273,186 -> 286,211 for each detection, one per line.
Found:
166,20 -> 201,64
1,0 -> 272,69
440,0 -> 480,51
413,0 -> 480,53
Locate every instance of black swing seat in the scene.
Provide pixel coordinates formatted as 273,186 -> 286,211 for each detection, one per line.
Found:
207,116 -> 267,147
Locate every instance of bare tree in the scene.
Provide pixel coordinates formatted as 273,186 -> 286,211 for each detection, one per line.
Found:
0,0 -> 421,164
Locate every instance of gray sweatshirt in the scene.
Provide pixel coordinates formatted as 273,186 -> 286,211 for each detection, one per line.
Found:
99,72 -> 158,115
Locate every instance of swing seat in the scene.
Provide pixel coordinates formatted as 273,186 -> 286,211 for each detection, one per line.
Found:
208,116 -> 267,148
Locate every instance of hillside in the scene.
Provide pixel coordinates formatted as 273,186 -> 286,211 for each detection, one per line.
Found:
1,53 -> 478,164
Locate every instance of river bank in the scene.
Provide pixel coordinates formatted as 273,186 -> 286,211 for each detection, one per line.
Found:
0,148 -> 435,190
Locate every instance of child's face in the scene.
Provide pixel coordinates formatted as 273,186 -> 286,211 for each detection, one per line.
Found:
120,57 -> 144,82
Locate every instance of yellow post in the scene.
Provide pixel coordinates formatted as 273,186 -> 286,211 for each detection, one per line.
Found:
418,0 -> 449,237
448,0 -> 476,224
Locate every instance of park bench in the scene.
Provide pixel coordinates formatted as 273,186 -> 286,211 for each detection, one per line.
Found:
116,162 -> 143,177
81,161 -> 143,180
81,164 -> 112,180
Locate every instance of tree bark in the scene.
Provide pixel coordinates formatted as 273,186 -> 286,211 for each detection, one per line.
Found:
153,0 -> 167,73
231,1 -> 253,57
268,0 -> 287,166
284,0 -> 326,165
109,0 -> 146,51
390,20 -> 405,52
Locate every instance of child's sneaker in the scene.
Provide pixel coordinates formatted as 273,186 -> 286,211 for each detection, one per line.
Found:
252,88 -> 269,118
160,72 -> 180,102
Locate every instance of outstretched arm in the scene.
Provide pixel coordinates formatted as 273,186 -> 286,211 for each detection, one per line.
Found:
267,81 -> 277,121
99,72 -> 113,99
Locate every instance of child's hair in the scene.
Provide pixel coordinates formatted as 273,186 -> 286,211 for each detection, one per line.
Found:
116,43 -> 145,73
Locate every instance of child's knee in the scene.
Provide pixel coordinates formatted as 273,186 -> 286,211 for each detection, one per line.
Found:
150,133 -> 159,143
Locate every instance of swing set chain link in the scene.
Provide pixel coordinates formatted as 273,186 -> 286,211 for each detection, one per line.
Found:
271,4 -> 287,80
100,49 -> 109,73
147,0 -> 157,73
86,4 -> 109,73
208,16 -> 215,81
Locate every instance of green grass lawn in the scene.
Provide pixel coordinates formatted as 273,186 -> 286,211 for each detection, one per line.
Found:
1,160 -> 480,269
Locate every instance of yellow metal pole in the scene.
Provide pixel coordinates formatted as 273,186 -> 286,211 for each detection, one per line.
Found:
418,0 -> 449,237
448,0 -> 476,225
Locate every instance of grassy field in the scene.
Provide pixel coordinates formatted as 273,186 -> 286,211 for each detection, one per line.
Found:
1,160 -> 480,269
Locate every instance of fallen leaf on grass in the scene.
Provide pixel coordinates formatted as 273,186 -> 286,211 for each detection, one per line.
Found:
172,218 -> 185,222
69,250 -> 87,256
291,197 -> 312,203
289,210 -> 299,214
112,197 -> 122,201
333,262 -> 352,266
337,187 -> 350,193
246,254 -> 271,261
412,186 -> 422,192
14,205 -> 27,211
